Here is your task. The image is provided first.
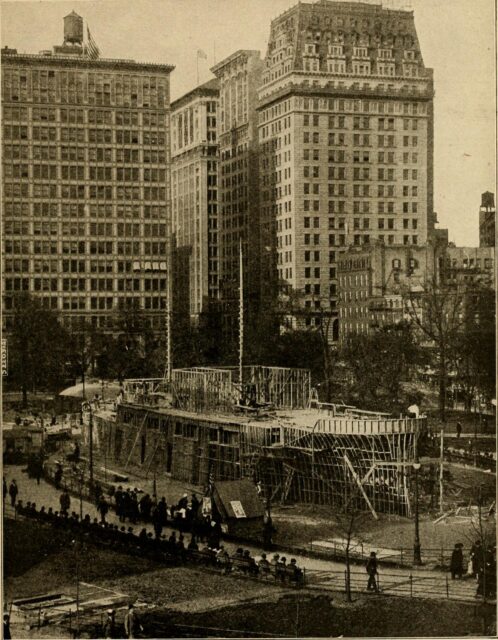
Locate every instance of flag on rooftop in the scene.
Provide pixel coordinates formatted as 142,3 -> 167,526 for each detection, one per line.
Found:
197,49 -> 208,60
86,26 -> 100,60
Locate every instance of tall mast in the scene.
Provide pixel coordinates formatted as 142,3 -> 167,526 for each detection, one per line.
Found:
239,237 -> 243,389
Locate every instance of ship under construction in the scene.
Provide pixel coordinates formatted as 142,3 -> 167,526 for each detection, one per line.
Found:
89,365 -> 427,518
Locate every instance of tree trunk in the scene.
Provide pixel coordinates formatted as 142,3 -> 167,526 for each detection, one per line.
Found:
22,383 -> 28,409
345,548 -> 352,602
438,356 -> 446,422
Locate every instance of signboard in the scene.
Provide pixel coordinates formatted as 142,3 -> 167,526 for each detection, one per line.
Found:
230,500 -> 247,519
1,339 -> 7,376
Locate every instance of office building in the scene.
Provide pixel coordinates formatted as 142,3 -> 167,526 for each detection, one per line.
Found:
170,78 -> 220,325
211,50 -> 264,342
258,0 -> 434,338
2,12 -> 174,333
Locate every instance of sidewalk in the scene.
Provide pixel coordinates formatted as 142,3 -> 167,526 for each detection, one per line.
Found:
3,465 -> 481,604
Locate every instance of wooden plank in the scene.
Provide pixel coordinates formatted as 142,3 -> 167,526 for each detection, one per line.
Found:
343,454 -> 379,520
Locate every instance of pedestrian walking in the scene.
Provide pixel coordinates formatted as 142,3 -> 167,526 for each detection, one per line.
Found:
366,551 -> 379,592
54,464 -> 63,490
450,543 -> 464,579
262,513 -> 276,551
98,496 -> 109,523
103,608 -> 116,638
3,613 -> 11,640
9,479 -> 18,507
471,540 -> 482,579
124,603 -> 143,639
60,489 -> 70,516
456,422 -> 462,439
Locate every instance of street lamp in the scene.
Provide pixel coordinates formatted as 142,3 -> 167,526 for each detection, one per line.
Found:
413,461 -> 422,565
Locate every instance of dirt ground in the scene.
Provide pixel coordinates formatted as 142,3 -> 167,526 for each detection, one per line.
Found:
5,519 -> 495,638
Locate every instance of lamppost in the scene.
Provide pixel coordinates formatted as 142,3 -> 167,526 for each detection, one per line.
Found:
413,461 -> 422,565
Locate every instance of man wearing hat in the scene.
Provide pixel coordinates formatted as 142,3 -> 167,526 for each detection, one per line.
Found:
366,551 -> 379,592
450,543 -> 464,579
103,609 -> 116,638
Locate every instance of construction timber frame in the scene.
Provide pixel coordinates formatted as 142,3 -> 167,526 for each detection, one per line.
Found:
243,416 -> 421,517
92,384 -> 425,517
122,365 -> 311,413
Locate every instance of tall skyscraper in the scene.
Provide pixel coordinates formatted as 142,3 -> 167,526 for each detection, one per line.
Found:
211,50 -> 264,344
258,0 -> 434,338
170,78 -> 220,325
2,12 -> 174,334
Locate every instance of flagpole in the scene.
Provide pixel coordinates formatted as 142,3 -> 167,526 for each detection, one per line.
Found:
239,237 -> 243,395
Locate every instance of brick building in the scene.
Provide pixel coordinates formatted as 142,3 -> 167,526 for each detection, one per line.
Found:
211,50 -> 264,342
170,78 -> 220,324
337,240 -> 437,338
1,12 -> 174,334
258,0 -> 434,338
440,245 -> 495,289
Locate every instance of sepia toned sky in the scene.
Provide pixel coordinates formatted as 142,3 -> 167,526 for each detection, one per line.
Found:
2,0 -> 495,247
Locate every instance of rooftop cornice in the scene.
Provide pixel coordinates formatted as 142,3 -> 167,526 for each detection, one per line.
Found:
210,50 -> 261,75
258,78 -> 433,110
171,78 -> 219,110
1,51 -> 174,74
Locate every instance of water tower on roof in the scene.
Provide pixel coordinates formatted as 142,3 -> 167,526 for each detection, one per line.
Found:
64,11 -> 83,45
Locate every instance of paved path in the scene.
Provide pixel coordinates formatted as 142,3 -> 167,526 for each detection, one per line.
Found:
3,465 -> 481,603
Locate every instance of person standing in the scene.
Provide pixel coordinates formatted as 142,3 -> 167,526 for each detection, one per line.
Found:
98,496 -> 109,523
456,422 -> 462,439
103,609 -> 116,638
263,513 -> 276,551
471,540 -> 482,579
124,603 -> 143,639
8,479 -> 18,507
450,543 -> 464,579
366,551 -> 379,592
3,613 -> 12,639
60,489 -> 70,516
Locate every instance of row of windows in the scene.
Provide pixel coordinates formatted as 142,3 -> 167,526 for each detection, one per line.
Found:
3,106 -> 166,127
4,240 -> 167,255
3,145 -> 166,164
302,200 -> 419,214
260,96 -> 426,124
3,125 -> 167,145
3,183 -> 167,201
4,259 -> 167,274
3,164 -> 167,182
3,221 -> 167,236
3,201 -> 166,219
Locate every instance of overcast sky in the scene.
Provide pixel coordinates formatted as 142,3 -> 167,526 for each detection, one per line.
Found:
2,0 -> 495,246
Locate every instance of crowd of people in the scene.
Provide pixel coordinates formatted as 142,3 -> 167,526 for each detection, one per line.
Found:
450,540 -> 497,598
12,497 -> 304,586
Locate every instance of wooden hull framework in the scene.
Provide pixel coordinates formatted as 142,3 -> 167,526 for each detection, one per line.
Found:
91,402 -> 423,517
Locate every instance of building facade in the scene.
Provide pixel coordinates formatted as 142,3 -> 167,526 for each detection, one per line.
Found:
2,12 -> 173,334
337,240 -> 437,338
258,0 -> 434,337
211,50 -> 264,343
170,79 -> 219,324
479,191 -> 495,248
441,245 -> 495,289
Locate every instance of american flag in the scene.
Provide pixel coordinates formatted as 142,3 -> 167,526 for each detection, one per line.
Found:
86,26 -> 100,60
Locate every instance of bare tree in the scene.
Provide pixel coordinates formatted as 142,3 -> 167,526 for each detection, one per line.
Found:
404,275 -> 468,422
278,287 -> 337,402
